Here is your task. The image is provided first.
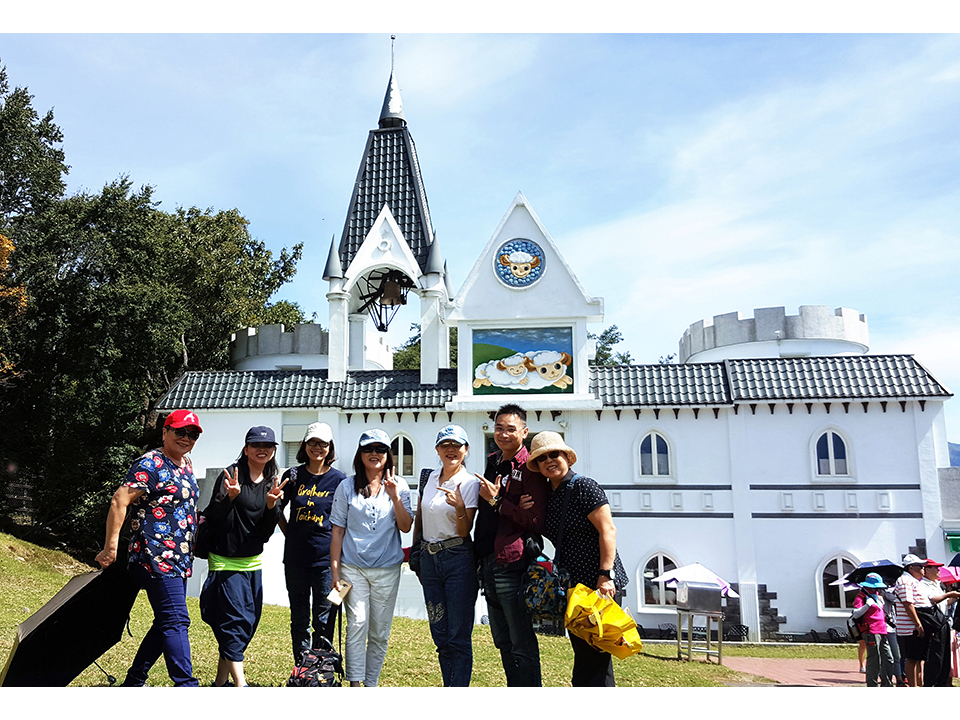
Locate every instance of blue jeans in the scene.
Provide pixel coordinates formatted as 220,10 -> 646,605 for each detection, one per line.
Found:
479,554 -> 541,686
285,564 -> 333,661
123,565 -> 198,686
200,570 -> 263,662
420,542 -> 478,687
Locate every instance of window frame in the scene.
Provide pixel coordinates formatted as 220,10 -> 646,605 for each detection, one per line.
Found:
635,429 -> 675,482
816,552 -> 860,617
810,426 -> 855,481
639,551 -> 681,613
390,432 -> 417,482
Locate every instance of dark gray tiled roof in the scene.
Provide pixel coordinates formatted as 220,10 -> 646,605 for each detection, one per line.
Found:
591,363 -> 729,406
157,355 -> 950,411
725,355 -> 951,401
157,369 -> 457,411
338,127 -> 435,274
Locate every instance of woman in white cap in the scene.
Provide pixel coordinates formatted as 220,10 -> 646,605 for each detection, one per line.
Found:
278,421 -> 346,663
413,424 -> 480,686
200,425 -> 287,687
330,429 -> 412,687
526,431 -> 628,687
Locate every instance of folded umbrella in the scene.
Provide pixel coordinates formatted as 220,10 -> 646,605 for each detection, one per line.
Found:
564,583 -> 643,660
1,561 -> 140,686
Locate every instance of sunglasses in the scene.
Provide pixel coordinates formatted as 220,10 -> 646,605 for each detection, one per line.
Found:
437,441 -> 464,450
248,442 -> 276,450
535,450 -> 564,464
169,426 -> 201,441
305,439 -> 329,449
361,445 -> 389,455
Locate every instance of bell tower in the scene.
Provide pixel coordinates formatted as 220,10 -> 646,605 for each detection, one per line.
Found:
325,47 -> 450,383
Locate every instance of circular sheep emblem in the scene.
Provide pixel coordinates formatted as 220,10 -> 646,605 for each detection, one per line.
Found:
493,238 -> 545,289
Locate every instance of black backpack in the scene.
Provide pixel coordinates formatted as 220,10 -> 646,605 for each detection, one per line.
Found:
286,601 -> 344,687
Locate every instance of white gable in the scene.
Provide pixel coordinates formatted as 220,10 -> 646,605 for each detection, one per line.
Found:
342,204 -> 423,298
450,192 -> 603,323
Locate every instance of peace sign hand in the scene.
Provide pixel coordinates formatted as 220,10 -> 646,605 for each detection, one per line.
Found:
475,472 -> 501,502
384,468 -> 400,500
223,467 -> 241,500
266,476 -> 289,509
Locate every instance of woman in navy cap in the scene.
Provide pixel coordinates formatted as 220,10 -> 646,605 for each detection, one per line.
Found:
413,424 -> 480,686
200,425 -> 287,687
330,429 -> 412,686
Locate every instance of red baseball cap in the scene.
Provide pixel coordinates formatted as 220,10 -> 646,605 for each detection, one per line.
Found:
924,559 -> 944,568
164,410 -> 203,432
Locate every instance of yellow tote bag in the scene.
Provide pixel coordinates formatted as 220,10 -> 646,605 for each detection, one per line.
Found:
564,583 -> 643,660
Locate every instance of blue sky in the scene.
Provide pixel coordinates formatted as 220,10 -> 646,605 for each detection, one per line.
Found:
2,28 -> 960,440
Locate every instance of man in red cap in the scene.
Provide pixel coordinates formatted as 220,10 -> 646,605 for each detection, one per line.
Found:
919,559 -> 960,686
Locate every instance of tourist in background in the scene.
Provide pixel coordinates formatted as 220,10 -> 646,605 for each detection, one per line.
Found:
918,559 -> 959,686
278,421 -> 345,662
330,429 -> 412,687
200,426 -> 286,687
852,573 -> 895,686
414,425 -> 480,686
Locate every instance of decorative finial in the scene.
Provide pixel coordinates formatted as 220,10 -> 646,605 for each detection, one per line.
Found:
391,35 -> 396,73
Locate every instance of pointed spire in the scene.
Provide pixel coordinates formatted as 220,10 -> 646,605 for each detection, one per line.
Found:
425,233 -> 444,275
443,260 -> 454,301
379,36 -> 406,128
322,235 -> 343,280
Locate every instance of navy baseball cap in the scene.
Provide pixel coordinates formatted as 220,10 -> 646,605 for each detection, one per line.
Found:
245,426 -> 277,445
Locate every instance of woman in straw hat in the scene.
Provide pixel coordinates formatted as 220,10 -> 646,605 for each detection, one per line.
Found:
526,431 -> 628,687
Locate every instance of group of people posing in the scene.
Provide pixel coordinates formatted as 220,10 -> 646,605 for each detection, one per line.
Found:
853,553 -> 960,687
96,402 -> 628,687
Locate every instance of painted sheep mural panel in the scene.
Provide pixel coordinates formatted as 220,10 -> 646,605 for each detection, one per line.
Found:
492,238 -> 546,288
472,327 -> 574,394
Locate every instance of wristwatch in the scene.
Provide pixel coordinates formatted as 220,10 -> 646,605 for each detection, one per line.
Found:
487,495 -> 501,510
598,569 -> 613,579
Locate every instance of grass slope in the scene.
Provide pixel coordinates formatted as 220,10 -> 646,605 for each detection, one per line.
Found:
0,533 -> 855,687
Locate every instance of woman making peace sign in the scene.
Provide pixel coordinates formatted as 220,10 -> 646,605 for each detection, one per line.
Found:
414,425 -> 480,686
200,426 -> 287,687
330,429 -> 413,687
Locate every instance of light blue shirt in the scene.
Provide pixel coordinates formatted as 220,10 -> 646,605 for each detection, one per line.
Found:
331,475 -> 411,568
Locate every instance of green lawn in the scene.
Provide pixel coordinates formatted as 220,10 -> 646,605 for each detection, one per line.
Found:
0,533 -> 855,687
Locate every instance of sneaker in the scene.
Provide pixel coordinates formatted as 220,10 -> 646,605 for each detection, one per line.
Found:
859,667 -> 866,673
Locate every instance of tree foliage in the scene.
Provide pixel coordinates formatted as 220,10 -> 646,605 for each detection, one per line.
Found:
0,67 -> 303,549
588,324 -> 634,366
392,323 -> 458,370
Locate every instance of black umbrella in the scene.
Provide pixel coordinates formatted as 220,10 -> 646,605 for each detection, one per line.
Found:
949,553 -> 960,567
845,559 -> 904,586
1,560 -> 140,686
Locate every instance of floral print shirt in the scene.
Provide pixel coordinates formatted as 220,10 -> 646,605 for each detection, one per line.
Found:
124,449 -> 199,578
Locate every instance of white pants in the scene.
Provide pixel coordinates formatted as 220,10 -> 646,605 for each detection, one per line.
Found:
340,563 -> 402,686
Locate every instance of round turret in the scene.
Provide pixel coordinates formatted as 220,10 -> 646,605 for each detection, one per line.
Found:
679,305 -> 869,364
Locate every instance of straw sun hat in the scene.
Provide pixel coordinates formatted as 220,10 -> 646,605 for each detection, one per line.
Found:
526,431 -> 577,471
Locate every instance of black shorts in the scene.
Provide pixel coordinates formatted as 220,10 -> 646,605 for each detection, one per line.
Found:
897,631 -> 929,661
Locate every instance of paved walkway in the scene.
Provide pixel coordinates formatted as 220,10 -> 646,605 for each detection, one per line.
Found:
722,657 -> 868,687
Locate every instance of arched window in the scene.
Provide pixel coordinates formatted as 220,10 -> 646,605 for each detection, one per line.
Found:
640,431 -> 671,477
816,430 -> 849,476
642,552 -> 679,607
391,434 -> 415,480
820,554 -> 858,612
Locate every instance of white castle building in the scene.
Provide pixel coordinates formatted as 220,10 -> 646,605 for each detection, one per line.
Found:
160,70 -> 955,642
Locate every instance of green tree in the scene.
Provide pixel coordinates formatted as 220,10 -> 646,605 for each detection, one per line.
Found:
259,299 -> 307,328
0,177 -> 302,548
589,324 -> 634,366
392,323 -> 458,370
0,63 -> 68,230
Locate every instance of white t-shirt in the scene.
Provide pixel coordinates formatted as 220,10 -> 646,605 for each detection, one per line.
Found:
420,466 -> 479,542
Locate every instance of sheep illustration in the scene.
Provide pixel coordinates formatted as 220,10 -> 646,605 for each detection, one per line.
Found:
473,353 -> 530,388
498,251 -> 541,280
522,350 -> 573,389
